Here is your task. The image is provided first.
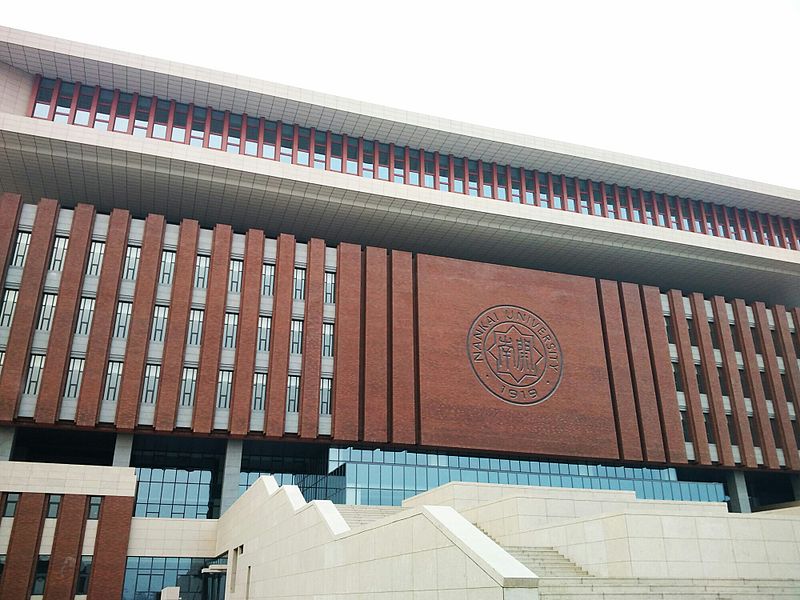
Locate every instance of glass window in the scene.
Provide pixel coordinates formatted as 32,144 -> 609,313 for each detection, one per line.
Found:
0,289 -> 18,327
3,492 -> 19,517
31,555 -> 49,595
86,241 -> 105,276
187,310 -> 204,345
322,323 -> 334,358
362,140 -> 374,178
319,377 -> 333,415
159,250 -> 176,285
279,123 -> 294,163
153,98 -> 171,136
244,116 -> 259,156
229,259 -> 243,293
73,85 -> 94,126
132,96 -> 152,137
330,134 -> 343,172
114,301 -> 133,338
261,263 -> 275,296
296,127 -> 310,165
123,246 -> 141,280
24,354 -> 46,395
408,149 -> 421,186
46,494 -> 61,518
194,255 -> 210,288
223,313 -> 238,349
36,293 -> 57,332
286,375 -> 300,413
394,146 -> 406,184
257,316 -> 271,352
49,236 -> 69,271
33,77 -> 56,118
114,92 -> 133,133
141,365 -> 160,404
94,89 -> 113,131
53,81 -> 74,123
151,306 -> 169,343
76,556 -> 92,594
11,231 -> 30,267
227,114 -> 242,154
102,361 -> 124,402
76,297 -> 95,335
180,368 -> 198,407
252,373 -> 267,411
378,143 -> 391,180
263,120 -> 277,159
315,130 -> 328,169
290,320 -> 303,354
323,271 -> 335,304
171,103 -> 189,143
190,106 -> 207,147
64,358 -> 85,399
87,496 -> 102,520
293,268 -> 306,300
216,370 -> 233,408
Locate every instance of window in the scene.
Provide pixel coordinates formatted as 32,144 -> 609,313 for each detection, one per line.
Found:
73,85 -> 94,126
86,241 -> 105,276
64,358 -> 85,399
286,375 -> 300,413
194,255 -> 210,288
76,556 -> 92,594
49,236 -> 68,271
0,289 -> 18,327
94,89 -> 113,131
252,373 -> 267,411
151,306 -> 169,343
159,250 -> 176,285
114,301 -> 133,338
3,492 -> 19,517
319,377 -> 333,415
216,370 -> 233,408
24,354 -> 45,395
46,494 -> 61,518
141,365 -> 160,404
261,263 -> 275,296
187,309 -> 204,345
32,77 -> 56,118
322,323 -> 334,358
36,293 -> 57,332
123,246 -> 141,280
87,496 -> 102,520
114,92 -> 133,132
31,555 -> 49,595
11,231 -> 30,267
257,316 -> 271,351
190,106 -> 207,146
290,320 -> 303,354
229,259 -> 243,293
172,103 -> 189,143
102,362 -> 124,402
0,351 -> 4,376
132,96 -> 151,137
324,271 -> 336,304
76,297 -> 95,335
223,313 -> 238,349
293,267 -> 306,300
180,368 -> 197,407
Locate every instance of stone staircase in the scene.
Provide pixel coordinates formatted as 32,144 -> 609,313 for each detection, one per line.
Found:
536,577 -> 800,599
503,545 -> 590,577
335,504 -> 404,529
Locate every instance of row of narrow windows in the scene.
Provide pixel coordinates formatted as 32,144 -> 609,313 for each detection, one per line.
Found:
29,77 -> 800,252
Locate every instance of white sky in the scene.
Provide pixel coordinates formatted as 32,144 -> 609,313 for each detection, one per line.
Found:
4,0 -> 800,189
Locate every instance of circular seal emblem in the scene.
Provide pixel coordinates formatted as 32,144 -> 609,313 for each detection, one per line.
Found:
467,305 -> 563,405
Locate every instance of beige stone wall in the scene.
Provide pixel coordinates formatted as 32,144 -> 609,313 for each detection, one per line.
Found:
0,61 -> 34,116
0,461 -> 136,496
127,518 -> 218,557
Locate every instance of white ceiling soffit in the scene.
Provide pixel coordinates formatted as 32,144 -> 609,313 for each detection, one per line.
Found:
0,26 -> 799,218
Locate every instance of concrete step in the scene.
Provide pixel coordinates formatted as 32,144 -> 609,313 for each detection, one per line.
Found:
502,545 -> 589,578
335,504 -> 404,529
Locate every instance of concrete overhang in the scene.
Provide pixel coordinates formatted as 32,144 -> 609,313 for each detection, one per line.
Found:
1,114 -> 798,306
1,26 -> 799,219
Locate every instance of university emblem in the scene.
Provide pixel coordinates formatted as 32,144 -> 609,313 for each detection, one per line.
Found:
467,305 -> 563,405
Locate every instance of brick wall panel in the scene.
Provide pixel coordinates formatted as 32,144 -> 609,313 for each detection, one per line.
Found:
230,229 -> 265,435
363,246 -> 389,443
391,250 -> 416,445
265,234 -> 295,437
332,242 -> 362,442
642,286 -> 687,464
36,203 -> 95,424
87,495 -> 134,600
77,209 -> 131,427
193,225 -> 232,434
0,192 -> 23,285
43,494 -> 87,600
299,238 -> 325,438
775,307 -> 800,420
0,198 -> 58,421
154,220 -> 199,431
621,283 -> 666,463
598,280 -> 642,460
0,492 -> 45,599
